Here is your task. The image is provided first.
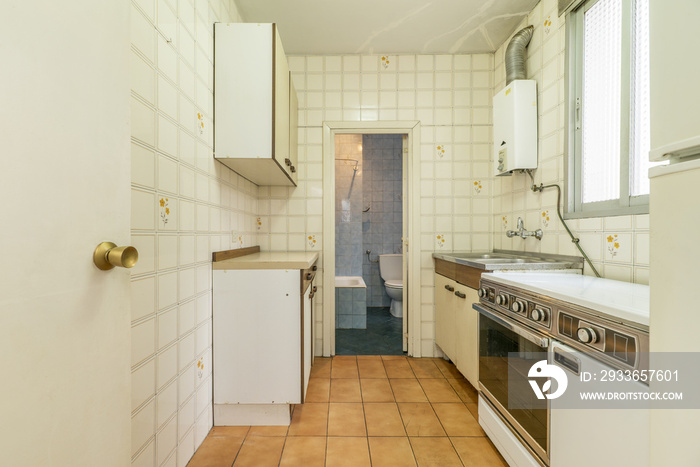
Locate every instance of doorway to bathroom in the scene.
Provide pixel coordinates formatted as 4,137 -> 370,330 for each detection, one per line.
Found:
322,121 -> 421,357
334,134 -> 404,355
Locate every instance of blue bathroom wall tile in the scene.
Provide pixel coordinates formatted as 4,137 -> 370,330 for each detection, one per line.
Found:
352,288 -> 365,301
338,300 -> 352,315
352,315 -> 367,329
353,300 -> 366,315
337,314 -> 353,329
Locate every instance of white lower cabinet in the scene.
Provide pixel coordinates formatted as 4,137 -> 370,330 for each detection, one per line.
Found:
213,266 -> 314,425
453,285 -> 479,387
434,274 -> 456,360
434,272 -> 479,388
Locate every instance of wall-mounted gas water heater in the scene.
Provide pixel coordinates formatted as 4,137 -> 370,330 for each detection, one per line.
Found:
494,26 -> 538,176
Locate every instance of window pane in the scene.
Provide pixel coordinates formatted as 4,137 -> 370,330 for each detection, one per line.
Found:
630,0 -> 663,196
582,0 -> 622,204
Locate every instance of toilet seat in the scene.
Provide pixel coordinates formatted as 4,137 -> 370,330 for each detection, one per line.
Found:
385,280 -> 403,288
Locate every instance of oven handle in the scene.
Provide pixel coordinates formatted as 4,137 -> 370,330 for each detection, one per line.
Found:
473,303 -> 550,348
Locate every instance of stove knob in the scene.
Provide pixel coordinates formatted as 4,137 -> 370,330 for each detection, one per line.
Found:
478,287 -> 488,298
577,327 -> 598,344
531,308 -> 546,322
512,300 -> 526,313
496,294 -> 509,306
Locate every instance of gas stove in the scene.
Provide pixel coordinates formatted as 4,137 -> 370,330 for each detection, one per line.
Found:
478,272 -> 649,372
475,272 -> 651,467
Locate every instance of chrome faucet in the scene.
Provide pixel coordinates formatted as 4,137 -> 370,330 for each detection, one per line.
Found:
506,217 -> 543,240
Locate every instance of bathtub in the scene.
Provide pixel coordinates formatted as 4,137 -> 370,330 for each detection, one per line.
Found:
335,276 -> 366,288
335,276 -> 367,329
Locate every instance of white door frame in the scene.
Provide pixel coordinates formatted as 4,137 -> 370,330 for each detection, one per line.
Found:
322,121 -> 422,357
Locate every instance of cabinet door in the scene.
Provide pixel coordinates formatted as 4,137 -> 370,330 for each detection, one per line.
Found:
434,273 -> 456,360
214,23 -> 273,159
213,269 -> 301,404
273,25 -> 290,167
454,285 -> 479,387
302,282 -> 313,400
288,73 -> 298,184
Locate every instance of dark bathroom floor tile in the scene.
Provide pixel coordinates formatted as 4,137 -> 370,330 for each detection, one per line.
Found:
336,307 -> 404,356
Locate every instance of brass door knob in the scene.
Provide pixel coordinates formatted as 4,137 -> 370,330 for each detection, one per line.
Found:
93,242 -> 139,270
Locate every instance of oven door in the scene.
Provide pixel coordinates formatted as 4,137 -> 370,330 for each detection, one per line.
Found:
475,303 -> 550,466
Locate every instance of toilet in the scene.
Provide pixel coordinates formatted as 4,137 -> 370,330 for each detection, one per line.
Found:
378,254 -> 403,318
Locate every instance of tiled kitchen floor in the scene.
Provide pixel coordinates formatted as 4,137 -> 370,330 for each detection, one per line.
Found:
188,355 -> 507,466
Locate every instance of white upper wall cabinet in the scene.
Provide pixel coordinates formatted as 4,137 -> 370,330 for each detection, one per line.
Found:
215,23 -> 298,186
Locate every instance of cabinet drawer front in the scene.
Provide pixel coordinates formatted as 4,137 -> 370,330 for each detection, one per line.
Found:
434,258 -> 482,289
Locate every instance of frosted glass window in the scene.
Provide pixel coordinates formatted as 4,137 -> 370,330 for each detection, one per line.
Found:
569,0 -> 658,216
581,0 -> 622,204
630,0 -> 663,196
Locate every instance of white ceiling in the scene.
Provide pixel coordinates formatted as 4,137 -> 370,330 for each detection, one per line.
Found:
235,0 -> 540,55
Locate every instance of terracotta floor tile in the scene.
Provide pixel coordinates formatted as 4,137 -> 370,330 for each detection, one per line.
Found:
310,357 -> 332,378
419,378 -> 462,403
327,403 -> 367,437
326,437 -> 371,467
209,426 -> 250,437
409,437 -> 463,467
466,402 -> 478,420
408,358 -> 444,378
447,378 -> 478,404
433,359 -> 464,379
232,436 -> 285,467
384,358 -> 415,378
187,435 -> 245,467
432,403 -> 484,437
358,358 -> 388,378
333,355 -> 359,362
247,425 -> 289,437
451,436 -> 509,466
329,378 -> 362,402
360,378 -> 395,402
279,436 -> 327,467
363,403 -> 406,436
305,377 -> 331,402
389,379 -> 428,403
397,403 -> 445,437
368,437 -> 417,467
331,357 -> 359,379
287,403 -> 328,437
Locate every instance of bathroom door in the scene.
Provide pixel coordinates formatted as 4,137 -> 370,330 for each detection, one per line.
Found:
402,135 -> 409,352
0,2 -> 132,466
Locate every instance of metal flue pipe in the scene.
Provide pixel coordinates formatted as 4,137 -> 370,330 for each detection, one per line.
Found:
505,25 -> 534,85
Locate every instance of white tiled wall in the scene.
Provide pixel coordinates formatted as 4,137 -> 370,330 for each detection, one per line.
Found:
257,53 -> 495,357
492,0 -> 650,284
129,1 -> 257,466
127,7 -> 649,450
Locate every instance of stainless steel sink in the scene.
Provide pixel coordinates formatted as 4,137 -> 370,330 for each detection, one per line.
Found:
432,250 -> 583,270
446,253 -> 512,260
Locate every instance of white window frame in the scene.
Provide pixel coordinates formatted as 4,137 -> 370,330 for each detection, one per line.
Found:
565,0 -> 649,218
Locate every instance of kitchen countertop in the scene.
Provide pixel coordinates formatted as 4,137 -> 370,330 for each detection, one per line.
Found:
213,251 -> 319,270
483,272 -> 650,327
